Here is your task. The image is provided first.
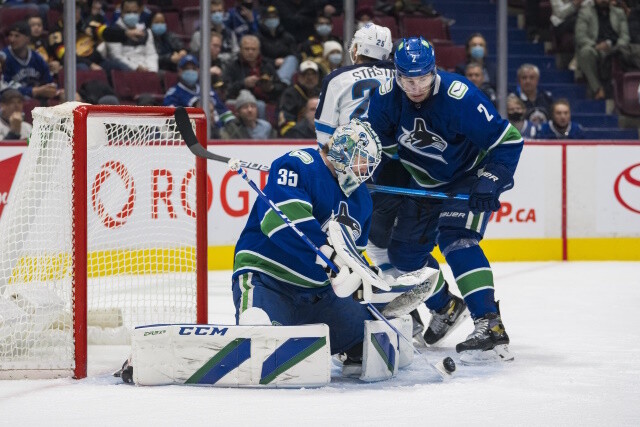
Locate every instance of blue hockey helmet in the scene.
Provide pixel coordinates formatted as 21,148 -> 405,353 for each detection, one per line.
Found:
394,37 -> 437,101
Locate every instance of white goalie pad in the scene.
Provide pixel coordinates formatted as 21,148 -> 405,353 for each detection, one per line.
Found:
327,221 -> 390,303
131,323 -> 331,387
360,315 -> 413,382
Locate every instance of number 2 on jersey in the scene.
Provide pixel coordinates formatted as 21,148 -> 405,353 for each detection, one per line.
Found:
277,169 -> 298,187
477,104 -> 494,122
350,79 -> 382,119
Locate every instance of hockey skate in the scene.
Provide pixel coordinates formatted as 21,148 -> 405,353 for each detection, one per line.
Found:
423,294 -> 469,346
113,358 -> 134,384
456,311 -> 514,365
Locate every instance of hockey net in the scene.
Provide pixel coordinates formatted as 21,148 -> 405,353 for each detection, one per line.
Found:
0,103 -> 208,379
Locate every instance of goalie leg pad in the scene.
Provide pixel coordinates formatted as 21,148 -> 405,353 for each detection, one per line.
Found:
131,323 -> 331,387
360,315 -> 413,382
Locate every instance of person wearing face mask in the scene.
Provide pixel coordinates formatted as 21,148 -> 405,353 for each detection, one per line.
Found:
150,11 -> 187,72
227,0 -> 260,41
301,14 -> 342,63
164,55 -> 235,139
506,94 -> 538,139
257,5 -> 299,85
105,0 -> 158,72
537,98 -> 585,139
455,33 -> 496,88
320,40 -> 344,74
190,0 -> 239,62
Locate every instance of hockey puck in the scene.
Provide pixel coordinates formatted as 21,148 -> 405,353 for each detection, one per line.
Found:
442,357 -> 456,373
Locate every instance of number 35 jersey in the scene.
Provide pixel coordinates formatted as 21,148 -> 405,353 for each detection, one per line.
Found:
232,149 -> 372,289
315,61 -> 395,147
367,71 -> 524,189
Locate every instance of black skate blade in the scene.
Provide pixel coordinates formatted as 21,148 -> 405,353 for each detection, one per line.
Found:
459,344 -> 514,365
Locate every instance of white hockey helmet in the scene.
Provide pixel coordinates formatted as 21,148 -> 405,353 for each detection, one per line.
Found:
326,118 -> 382,197
349,23 -> 392,63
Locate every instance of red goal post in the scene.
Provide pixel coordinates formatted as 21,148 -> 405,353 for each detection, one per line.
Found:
0,103 -> 208,379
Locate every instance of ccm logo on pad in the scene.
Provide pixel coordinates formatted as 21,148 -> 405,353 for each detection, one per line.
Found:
178,326 -> 229,336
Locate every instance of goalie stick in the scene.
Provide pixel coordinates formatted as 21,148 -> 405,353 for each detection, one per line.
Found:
175,107 -> 453,379
174,107 -> 467,201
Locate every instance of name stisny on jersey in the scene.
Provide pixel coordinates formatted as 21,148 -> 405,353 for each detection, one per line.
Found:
352,67 -> 394,81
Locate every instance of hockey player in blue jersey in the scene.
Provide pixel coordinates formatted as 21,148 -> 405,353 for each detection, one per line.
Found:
232,119 -> 383,364
366,37 -> 523,363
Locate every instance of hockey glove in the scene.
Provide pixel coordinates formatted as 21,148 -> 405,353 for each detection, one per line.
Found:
469,163 -> 514,213
316,244 -> 363,298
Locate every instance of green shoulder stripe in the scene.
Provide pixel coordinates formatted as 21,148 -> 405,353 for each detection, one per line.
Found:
489,124 -> 523,151
260,199 -> 314,237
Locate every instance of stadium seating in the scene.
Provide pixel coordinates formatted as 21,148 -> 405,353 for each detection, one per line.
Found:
372,16 -> 399,40
111,70 -> 164,104
182,7 -> 200,36
400,16 -> 449,41
163,72 -> 180,93
0,5 -> 39,31
57,70 -> 109,89
164,11 -> 183,35
613,72 -> 640,118
434,45 -> 466,71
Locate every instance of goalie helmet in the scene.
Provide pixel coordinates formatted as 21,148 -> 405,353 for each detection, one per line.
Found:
326,118 -> 382,197
349,23 -> 392,63
394,36 -> 437,102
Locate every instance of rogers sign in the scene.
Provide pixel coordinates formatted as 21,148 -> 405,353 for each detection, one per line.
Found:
614,163 -> 640,215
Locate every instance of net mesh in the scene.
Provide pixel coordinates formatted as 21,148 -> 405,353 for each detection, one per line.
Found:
0,103 -> 203,376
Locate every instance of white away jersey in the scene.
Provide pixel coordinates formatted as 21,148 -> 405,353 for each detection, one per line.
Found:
315,60 -> 395,146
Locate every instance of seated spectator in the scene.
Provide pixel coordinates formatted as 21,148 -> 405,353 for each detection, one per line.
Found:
221,89 -> 276,139
1,21 -> 59,101
550,0 -> 583,69
0,89 -> 33,140
223,35 -> 286,118
164,55 -> 235,139
150,11 -> 187,73
537,98 -> 585,139
278,60 -> 321,135
283,96 -> 318,139
190,0 -> 238,61
506,93 -> 538,139
273,0 -> 320,44
576,0 -> 630,99
455,33 -> 496,88
109,0 -> 153,27
465,62 -> 497,106
227,0 -> 260,41
629,1 -> 640,44
300,15 -> 342,62
209,32 -> 228,100
514,63 -> 553,126
105,0 -> 159,72
27,15 -> 58,74
320,41 -> 344,75
258,5 -> 299,85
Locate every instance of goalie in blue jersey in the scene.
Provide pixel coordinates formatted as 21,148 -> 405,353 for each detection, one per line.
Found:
366,37 -> 523,363
231,119 -> 387,368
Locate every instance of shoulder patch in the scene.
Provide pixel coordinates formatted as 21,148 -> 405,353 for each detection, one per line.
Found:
447,81 -> 468,99
289,150 -> 314,164
379,78 -> 394,95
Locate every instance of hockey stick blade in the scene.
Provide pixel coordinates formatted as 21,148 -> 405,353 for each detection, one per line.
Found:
174,106 -> 269,171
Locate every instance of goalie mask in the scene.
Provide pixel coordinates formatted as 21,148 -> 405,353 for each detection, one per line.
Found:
326,118 -> 382,197
349,23 -> 392,63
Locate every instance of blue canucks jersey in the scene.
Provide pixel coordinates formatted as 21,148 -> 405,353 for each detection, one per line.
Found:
1,47 -> 53,98
233,148 -> 372,289
163,82 -> 234,127
367,71 -> 523,188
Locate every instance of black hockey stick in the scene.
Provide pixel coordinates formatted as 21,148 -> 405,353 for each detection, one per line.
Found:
175,107 -> 467,201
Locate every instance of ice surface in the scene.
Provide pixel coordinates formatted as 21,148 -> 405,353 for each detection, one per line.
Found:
2,262 -> 639,426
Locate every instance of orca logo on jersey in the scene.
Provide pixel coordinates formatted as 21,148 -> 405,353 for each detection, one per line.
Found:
324,201 -> 362,239
399,118 -> 448,164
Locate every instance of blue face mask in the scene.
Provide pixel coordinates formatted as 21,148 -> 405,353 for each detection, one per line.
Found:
264,18 -> 279,30
211,12 -> 224,25
122,13 -> 140,28
470,45 -> 485,59
316,24 -> 332,37
181,69 -> 198,86
151,23 -> 167,36
328,52 -> 342,65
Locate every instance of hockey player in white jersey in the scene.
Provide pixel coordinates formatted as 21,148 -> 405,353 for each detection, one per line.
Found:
314,23 -> 394,146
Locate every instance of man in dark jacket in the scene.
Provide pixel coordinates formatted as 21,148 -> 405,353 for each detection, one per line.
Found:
278,60 -> 321,135
258,5 -> 299,84
283,97 -> 318,139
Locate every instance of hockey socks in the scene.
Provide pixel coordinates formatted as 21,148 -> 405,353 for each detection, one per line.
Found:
445,244 -> 497,319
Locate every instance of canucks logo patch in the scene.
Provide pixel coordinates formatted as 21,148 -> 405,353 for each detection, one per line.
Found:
322,201 -> 362,239
398,118 -> 448,164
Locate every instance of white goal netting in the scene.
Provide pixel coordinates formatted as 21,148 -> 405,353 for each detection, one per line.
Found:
0,103 -> 206,378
